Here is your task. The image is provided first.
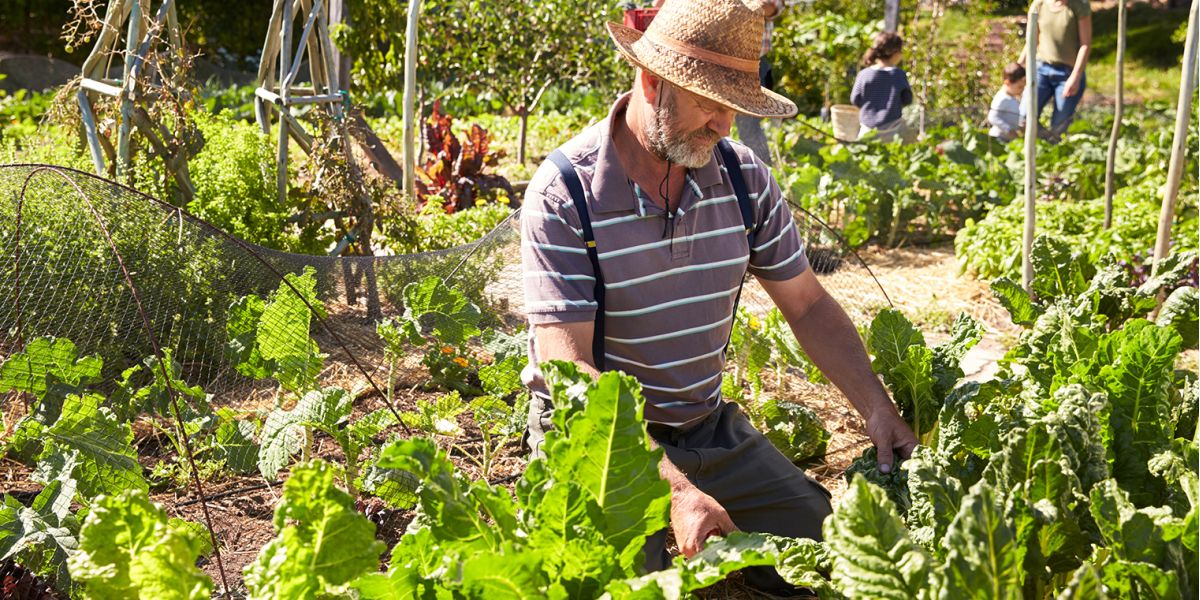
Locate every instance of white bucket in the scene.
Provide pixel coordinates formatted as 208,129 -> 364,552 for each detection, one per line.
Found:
830,104 -> 861,142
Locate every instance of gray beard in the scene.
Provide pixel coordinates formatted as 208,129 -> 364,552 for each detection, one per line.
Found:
646,105 -> 719,169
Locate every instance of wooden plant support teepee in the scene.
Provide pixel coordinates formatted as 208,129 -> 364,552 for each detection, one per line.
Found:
254,0 -> 348,205
77,0 -> 198,201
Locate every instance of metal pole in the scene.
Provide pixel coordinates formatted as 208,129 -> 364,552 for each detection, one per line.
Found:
1103,1 -> 1126,230
403,0 -> 420,200
1152,0 -> 1199,275
1022,9 -> 1039,291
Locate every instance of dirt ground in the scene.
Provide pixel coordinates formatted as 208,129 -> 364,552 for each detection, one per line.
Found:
0,242 -> 1020,598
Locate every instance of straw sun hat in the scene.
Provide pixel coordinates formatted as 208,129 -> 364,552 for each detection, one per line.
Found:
606,0 -> 798,119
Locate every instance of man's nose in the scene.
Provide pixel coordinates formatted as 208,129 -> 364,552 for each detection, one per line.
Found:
709,110 -> 734,138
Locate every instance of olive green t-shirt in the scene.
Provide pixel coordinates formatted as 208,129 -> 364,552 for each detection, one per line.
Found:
1033,0 -> 1092,66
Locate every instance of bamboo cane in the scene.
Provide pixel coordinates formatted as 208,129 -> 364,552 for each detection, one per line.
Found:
1151,0 -> 1199,276
1022,9 -> 1039,291
1103,1 -> 1126,230
277,0 -> 294,204
77,89 -> 107,174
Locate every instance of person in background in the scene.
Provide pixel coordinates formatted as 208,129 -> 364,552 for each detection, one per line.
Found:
1019,0 -> 1092,140
988,62 -> 1026,142
850,32 -> 913,143
732,0 -> 785,164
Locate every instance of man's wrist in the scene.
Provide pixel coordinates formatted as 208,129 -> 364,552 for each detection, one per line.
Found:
658,455 -> 695,495
859,389 -> 899,423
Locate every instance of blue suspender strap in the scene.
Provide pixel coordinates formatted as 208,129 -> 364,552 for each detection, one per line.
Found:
717,139 -> 757,354
717,139 -> 756,245
547,150 -> 606,371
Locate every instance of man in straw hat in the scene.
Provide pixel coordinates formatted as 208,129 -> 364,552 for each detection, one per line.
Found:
521,0 -> 918,589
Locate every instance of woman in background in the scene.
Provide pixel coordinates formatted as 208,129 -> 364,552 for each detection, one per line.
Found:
851,32 -> 913,143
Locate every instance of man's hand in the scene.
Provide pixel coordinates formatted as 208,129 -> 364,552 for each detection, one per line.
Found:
1064,75 -> 1082,98
865,409 -> 918,473
671,485 -> 738,558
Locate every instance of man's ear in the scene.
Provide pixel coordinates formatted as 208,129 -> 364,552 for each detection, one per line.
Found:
639,70 -> 663,104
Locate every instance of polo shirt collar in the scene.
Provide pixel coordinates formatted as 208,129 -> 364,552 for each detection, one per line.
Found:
591,93 -> 724,214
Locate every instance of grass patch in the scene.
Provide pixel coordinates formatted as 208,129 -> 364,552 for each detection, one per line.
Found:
1084,3 -> 1187,103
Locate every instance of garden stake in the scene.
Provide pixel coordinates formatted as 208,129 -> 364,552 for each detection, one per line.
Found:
1152,0 -> 1198,277
1022,6 -> 1038,292
1103,0 -> 1126,230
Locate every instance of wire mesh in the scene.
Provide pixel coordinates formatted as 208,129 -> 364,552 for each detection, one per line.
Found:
0,162 -> 891,595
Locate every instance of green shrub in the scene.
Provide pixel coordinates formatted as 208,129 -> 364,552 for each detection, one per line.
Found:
186,111 -> 330,254
954,180 -> 1199,280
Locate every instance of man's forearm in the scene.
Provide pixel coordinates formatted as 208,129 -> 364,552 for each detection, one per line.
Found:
787,293 -> 895,420
651,437 -> 694,493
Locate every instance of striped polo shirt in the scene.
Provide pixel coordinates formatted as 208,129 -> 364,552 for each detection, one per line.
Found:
520,93 -> 808,428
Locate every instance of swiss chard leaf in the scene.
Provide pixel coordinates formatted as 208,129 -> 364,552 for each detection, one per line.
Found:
749,398 -> 830,463
1100,320 -> 1181,506
539,365 -> 672,566
1056,563 -> 1107,599
1136,251 -> 1198,299
211,409 -> 259,475
1156,286 -> 1198,350
228,267 -> 327,394
1030,236 -> 1090,302
939,480 -> 1025,599
399,275 -> 482,346
991,277 -> 1042,327
0,479 -> 80,593
605,532 -> 782,599
825,475 -> 931,599
258,268 -> 327,394
904,446 -> 965,553
0,337 -> 102,427
0,337 -> 102,400
376,437 -> 518,551
257,387 -> 352,479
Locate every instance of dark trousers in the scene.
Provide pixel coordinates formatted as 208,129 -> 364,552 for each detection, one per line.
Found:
645,402 -> 832,592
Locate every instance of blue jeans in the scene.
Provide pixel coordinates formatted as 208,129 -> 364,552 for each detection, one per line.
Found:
1022,61 -> 1085,135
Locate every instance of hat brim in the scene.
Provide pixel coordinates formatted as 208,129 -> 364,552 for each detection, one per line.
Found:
606,21 -> 797,119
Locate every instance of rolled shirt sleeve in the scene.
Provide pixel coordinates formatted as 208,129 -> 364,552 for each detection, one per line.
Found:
520,162 -> 598,325
741,153 -> 809,281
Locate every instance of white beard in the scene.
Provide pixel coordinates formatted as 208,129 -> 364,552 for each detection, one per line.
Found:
646,99 -> 719,169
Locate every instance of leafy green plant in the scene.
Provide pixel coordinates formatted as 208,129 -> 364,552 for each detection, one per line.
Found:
377,275 -> 483,394
401,391 -> 467,438
794,242 -> 1199,599
226,266 -> 327,400
0,475 -> 80,593
866,309 -> 982,442
67,490 -> 212,599
351,362 -> 808,598
467,353 -> 529,478
243,461 -> 385,600
186,111 -> 331,253
747,399 -> 831,465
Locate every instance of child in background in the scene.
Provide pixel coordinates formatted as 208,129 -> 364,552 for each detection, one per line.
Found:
851,32 -> 913,142
988,63 -> 1026,141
